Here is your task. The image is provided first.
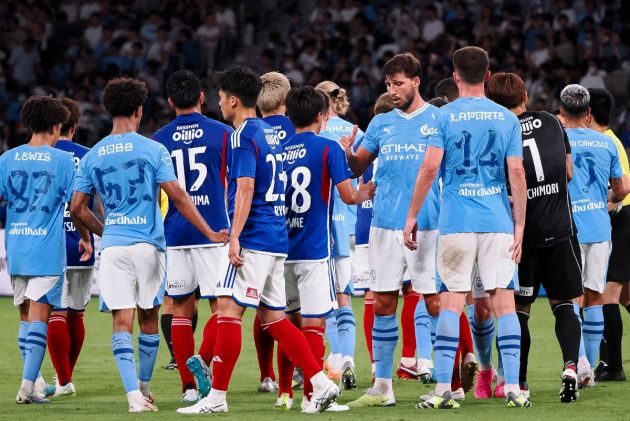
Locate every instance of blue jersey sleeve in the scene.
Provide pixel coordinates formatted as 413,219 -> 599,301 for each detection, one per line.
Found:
360,118 -> 380,155
155,145 -> 177,183
610,141 -> 623,179
232,136 -> 257,179
74,155 -> 94,194
328,142 -> 353,185
427,111 -> 446,150
506,117 -> 523,158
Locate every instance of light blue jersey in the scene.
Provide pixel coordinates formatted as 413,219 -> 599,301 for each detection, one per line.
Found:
567,128 -> 622,243
428,97 -> 522,234
320,116 -> 361,257
74,132 -> 177,251
360,105 -> 441,231
0,144 -> 76,276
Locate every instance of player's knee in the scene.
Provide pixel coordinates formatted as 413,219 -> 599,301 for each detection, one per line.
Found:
373,294 -> 397,316
424,294 -> 440,316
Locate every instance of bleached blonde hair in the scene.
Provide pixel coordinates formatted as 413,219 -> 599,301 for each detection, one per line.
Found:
257,72 -> 291,114
315,80 -> 350,116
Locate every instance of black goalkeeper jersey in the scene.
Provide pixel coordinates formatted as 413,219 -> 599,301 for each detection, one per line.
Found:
519,111 -> 577,247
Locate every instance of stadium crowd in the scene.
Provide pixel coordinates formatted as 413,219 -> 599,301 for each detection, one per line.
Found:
1,0 -> 630,150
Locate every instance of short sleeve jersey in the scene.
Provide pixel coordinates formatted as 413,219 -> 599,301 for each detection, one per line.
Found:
0,144 -> 76,276
428,97 -> 522,234
320,116 -> 362,257
605,129 -> 630,207
262,114 -> 296,147
55,139 -> 96,267
284,132 -> 352,261
226,118 -> 288,255
360,105 -> 441,231
567,127 -> 622,243
152,112 -> 233,248
74,132 -> 177,251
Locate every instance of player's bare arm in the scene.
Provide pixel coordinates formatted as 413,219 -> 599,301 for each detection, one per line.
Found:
72,215 -> 94,262
507,156 -> 527,263
228,177 -> 255,267
566,153 -> 573,181
403,146 -> 443,251
160,180 -> 228,244
336,178 -> 376,205
608,177 -> 629,204
70,191 -> 104,238
341,125 -> 376,176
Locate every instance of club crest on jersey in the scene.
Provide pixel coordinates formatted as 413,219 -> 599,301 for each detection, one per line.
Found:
420,124 -> 438,136
246,287 -> 259,299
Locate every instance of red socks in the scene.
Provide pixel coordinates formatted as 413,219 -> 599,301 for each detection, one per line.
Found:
198,313 -> 218,366
277,346 -> 294,398
401,292 -> 419,358
48,314 -> 72,385
171,316 -> 196,391
302,326 -> 325,399
364,298 -> 374,362
262,318 -> 321,380
451,346 -> 462,390
459,312 -> 474,356
67,312 -> 85,371
253,314 -> 276,381
211,316 -> 242,391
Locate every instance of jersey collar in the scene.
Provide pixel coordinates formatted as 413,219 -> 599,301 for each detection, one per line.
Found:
395,103 -> 430,120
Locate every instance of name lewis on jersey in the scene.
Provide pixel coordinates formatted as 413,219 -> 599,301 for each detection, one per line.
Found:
519,115 -> 542,136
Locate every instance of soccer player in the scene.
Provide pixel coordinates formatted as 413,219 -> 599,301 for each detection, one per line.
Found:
47,98 -> 96,397
434,77 -> 459,103
0,96 -> 89,404
560,84 -> 628,387
275,85 -> 374,411
403,46 -> 530,409
152,69 -> 233,402
587,88 -> 630,382
177,66 -> 339,414
315,80 -> 361,387
487,72 -> 586,402
342,53 -> 442,407
70,77 -> 228,412
253,71 -> 296,393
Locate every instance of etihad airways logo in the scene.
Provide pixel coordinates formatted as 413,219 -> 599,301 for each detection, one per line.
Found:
105,213 -> 148,225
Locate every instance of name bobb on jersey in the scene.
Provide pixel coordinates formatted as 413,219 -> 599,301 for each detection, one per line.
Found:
430,98 -> 522,234
74,132 -> 177,250
227,118 -> 288,254
0,145 -> 76,276
518,112 -> 576,246
567,128 -> 622,243
284,132 -> 353,261
361,106 -> 440,231
56,140 -> 95,267
263,114 -> 296,147
153,112 -> 232,247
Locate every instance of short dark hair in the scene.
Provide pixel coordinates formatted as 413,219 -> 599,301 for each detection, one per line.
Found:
213,66 -> 262,108
285,86 -> 327,128
588,88 -> 614,126
428,96 -> 448,108
453,46 -> 489,84
434,78 -> 459,102
102,77 -> 148,117
167,70 -> 202,109
560,84 -> 590,118
60,97 -> 80,135
486,72 -> 527,110
20,96 -> 69,134
383,53 -> 422,80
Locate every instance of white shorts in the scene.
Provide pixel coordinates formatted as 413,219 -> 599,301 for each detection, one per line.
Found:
285,260 -> 336,317
580,241 -> 611,294
437,233 -> 517,293
216,248 -> 286,310
59,268 -> 94,311
11,275 -> 63,308
369,227 -> 438,294
99,243 -> 166,311
353,246 -> 371,291
334,256 -> 353,294
166,246 -> 228,299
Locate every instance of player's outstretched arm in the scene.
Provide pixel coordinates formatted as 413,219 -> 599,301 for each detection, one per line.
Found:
336,178 -> 376,205
228,177 -> 255,267
341,125 -> 375,176
507,156 -> 527,263
403,146 -> 443,251
160,180 -> 228,244
70,191 -> 104,238
608,177 -> 629,204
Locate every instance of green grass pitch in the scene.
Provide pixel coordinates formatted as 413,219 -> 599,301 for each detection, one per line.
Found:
1,297 -> 629,420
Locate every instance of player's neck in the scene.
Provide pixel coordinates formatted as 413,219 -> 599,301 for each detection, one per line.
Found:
232,107 -> 257,129
295,124 -> 319,135
510,104 -> 527,116
175,106 -> 201,116
29,132 -> 58,147
399,95 -> 425,115
262,106 -> 285,118
563,117 -> 588,129
457,82 -> 485,98
110,117 -> 139,135
589,122 -> 608,133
